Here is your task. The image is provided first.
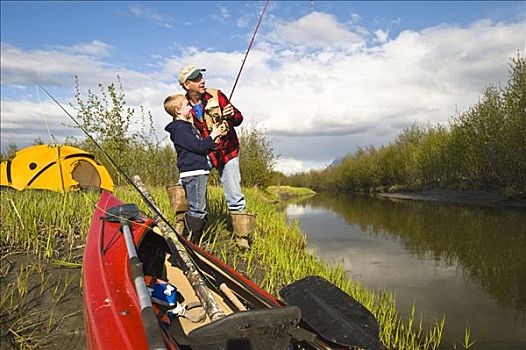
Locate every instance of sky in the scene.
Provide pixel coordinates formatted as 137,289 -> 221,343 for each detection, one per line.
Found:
1,1 -> 525,174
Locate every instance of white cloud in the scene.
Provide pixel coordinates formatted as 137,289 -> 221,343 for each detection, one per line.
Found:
374,29 -> 389,44
211,6 -> 231,21
274,157 -> 305,175
240,19 -> 522,140
0,42 -> 161,89
1,13 -> 524,170
350,13 -> 361,23
1,43 -> 107,87
58,40 -> 112,56
129,4 -> 174,28
0,99 -> 84,145
236,13 -> 251,28
265,11 -> 366,51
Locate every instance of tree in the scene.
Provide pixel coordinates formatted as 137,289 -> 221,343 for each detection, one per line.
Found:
238,126 -> 276,188
0,143 -> 18,162
69,76 -> 178,186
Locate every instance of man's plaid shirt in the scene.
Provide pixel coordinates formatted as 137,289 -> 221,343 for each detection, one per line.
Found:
189,89 -> 243,169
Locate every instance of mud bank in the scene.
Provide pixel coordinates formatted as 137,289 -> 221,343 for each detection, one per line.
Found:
377,189 -> 526,209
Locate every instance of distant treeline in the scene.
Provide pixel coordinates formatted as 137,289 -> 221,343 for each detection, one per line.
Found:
286,54 -> 526,197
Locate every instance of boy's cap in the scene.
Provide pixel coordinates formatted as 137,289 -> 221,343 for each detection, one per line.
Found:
179,66 -> 206,84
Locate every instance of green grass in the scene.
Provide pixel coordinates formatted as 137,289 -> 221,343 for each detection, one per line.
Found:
0,186 -> 462,349
266,185 -> 316,201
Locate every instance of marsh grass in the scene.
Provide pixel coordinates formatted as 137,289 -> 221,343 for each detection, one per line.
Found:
1,190 -> 98,349
0,254 -> 84,349
1,186 -> 468,349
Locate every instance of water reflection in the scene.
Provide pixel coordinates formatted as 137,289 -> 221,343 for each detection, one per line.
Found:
285,193 -> 526,349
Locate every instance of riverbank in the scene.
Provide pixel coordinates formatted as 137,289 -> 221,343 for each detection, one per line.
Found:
377,189 -> 526,209
1,186 -> 446,349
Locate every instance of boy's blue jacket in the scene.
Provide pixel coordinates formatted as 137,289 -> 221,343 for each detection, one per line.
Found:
165,119 -> 215,173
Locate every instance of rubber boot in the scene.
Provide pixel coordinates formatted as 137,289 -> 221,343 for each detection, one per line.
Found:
184,214 -> 207,245
230,213 -> 256,250
166,184 -> 189,234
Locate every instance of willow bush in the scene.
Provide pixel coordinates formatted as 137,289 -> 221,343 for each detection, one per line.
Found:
238,126 -> 276,188
287,54 -> 526,197
66,76 -> 179,186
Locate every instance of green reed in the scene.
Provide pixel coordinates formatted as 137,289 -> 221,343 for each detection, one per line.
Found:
1,190 -> 100,256
0,259 -> 79,349
1,185 -> 456,349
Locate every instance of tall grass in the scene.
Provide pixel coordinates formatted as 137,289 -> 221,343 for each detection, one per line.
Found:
266,185 -> 316,201
2,186 -> 448,349
1,190 -> 98,257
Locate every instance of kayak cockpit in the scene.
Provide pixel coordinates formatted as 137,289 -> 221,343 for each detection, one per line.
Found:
136,227 -> 303,350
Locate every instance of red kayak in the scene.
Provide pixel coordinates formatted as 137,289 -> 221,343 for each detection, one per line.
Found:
83,191 -> 382,350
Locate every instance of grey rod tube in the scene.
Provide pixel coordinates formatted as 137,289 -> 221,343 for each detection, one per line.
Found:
121,222 -> 167,350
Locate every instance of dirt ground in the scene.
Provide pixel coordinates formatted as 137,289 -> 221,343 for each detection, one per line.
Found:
0,246 -> 85,350
377,189 -> 526,209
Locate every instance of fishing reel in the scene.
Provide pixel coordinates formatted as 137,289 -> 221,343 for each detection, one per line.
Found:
204,100 -> 229,136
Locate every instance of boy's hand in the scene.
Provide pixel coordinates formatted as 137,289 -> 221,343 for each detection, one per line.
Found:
220,120 -> 229,136
210,124 -> 222,142
211,123 -> 228,142
223,104 -> 234,119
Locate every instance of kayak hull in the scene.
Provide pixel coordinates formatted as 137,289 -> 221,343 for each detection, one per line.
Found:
83,191 -> 286,350
83,191 -> 380,350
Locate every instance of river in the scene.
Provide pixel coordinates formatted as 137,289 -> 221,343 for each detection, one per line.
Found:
284,193 -> 526,350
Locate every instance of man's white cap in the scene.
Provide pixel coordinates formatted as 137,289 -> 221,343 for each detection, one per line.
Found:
178,66 -> 206,85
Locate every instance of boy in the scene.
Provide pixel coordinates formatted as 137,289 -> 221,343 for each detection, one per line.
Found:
164,94 -> 223,244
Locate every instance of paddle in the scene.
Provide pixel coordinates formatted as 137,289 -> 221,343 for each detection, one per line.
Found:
105,204 -> 167,350
177,239 -> 382,349
279,276 -> 383,350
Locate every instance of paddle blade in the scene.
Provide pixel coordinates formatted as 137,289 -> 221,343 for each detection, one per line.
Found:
279,276 -> 382,350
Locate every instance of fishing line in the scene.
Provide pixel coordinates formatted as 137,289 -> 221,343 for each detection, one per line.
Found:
228,0 -> 270,101
36,84 -> 178,234
36,85 -> 58,146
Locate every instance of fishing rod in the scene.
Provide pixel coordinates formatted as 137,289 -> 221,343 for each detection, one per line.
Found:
37,84 -> 227,322
228,0 -> 269,101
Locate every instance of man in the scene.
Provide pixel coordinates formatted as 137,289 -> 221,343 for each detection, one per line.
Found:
178,65 -> 252,249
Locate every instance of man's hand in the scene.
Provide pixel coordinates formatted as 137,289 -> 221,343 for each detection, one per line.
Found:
223,104 -> 234,119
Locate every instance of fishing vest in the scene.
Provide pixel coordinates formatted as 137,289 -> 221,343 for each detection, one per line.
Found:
204,89 -> 230,133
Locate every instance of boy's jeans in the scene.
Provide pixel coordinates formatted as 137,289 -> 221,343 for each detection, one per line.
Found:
218,157 -> 246,212
181,174 -> 208,219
